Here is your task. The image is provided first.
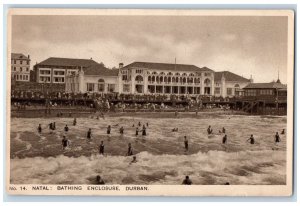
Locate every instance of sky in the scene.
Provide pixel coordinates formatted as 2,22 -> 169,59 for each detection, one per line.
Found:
11,15 -> 288,83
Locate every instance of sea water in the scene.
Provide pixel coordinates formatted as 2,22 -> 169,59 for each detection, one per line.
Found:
10,114 -> 286,185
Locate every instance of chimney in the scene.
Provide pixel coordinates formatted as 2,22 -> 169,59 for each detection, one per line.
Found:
119,63 -> 124,68
28,55 -> 30,60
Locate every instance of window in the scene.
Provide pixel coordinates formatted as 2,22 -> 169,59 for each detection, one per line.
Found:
136,69 -> 142,74
98,79 -> 105,92
123,84 -> 130,92
54,77 -> 65,83
54,71 -> 65,75
27,60 -> 30,65
14,60 -> 16,64
227,88 -> 233,96
13,67 -> 16,71
108,84 -> 116,92
87,83 -> 94,92
122,75 -> 128,81
20,75 -> 23,80
135,75 -> 143,82
204,78 -> 211,85
245,89 -> 256,96
16,75 -> 19,80
20,67 -> 22,72
20,60 -> 23,65
205,73 -> 211,76
215,87 -> 221,94
40,70 -> 51,75
26,67 -> 29,72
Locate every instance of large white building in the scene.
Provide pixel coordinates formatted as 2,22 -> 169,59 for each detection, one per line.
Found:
66,61 -> 252,97
11,53 -> 31,82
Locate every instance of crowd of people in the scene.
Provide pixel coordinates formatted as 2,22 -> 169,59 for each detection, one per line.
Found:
35,113 -> 285,185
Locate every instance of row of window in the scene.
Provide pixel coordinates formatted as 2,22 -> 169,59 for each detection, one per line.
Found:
11,60 -> 30,65
213,88 -> 236,96
86,83 -> 116,92
12,66 -> 29,72
244,89 -> 275,96
14,74 -> 29,81
146,71 -> 200,76
39,77 -> 65,83
39,69 -> 77,76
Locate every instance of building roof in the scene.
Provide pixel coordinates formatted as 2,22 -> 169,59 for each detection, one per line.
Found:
122,61 -> 213,72
36,57 -> 99,67
244,82 -> 287,89
83,64 -> 119,76
11,53 -> 30,60
214,71 -> 250,82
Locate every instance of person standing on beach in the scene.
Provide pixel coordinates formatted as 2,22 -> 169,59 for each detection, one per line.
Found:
135,127 -> 139,136
281,129 -> 285,135
38,124 -> 42,133
127,143 -> 133,156
99,141 -> 105,155
184,136 -> 189,151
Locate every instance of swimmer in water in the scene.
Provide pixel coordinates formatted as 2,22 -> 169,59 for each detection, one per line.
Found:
182,176 -> 192,185
87,128 -> 92,140
38,124 -> 42,133
222,134 -> 227,144
138,121 -> 141,127
99,141 -> 104,155
119,126 -> 124,135
247,134 -> 255,144
64,125 -> 69,132
222,127 -> 226,133
184,136 -> 188,151
96,175 -> 105,185
274,132 -> 281,144
53,122 -> 56,130
142,125 -> 147,136
73,118 -> 77,126
130,156 -> 137,164
146,122 -> 149,127
135,127 -> 139,136
207,125 -> 213,134
107,125 -> 111,135
127,143 -> 133,156
61,135 -> 69,150
132,124 -> 135,127
281,129 -> 285,135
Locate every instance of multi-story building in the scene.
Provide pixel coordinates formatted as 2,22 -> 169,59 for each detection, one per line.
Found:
64,60 -> 253,98
214,71 -> 252,97
33,57 -> 99,84
11,53 -> 31,82
118,62 -> 215,95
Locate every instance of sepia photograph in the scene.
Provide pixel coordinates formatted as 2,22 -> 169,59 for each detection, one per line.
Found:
6,9 -> 294,196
